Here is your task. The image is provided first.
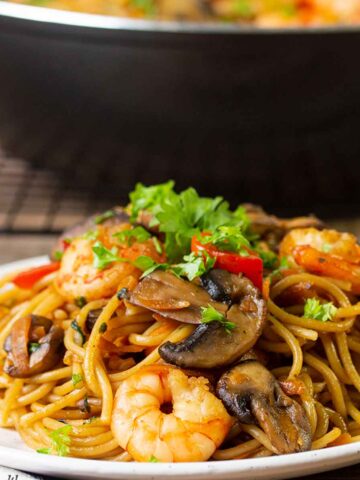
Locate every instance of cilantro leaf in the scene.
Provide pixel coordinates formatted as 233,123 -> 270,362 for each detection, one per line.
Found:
200,305 -> 236,334
71,374 -> 83,386
49,425 -> 72,457
92,241 -> 121,270
303,298 -> 337,322
172,252 -> 215,281
94,210 -> 115,225
113,226 -> 151,246
71,320 -> 85,345
254,246 -> 278,269
152,236 -> 163,254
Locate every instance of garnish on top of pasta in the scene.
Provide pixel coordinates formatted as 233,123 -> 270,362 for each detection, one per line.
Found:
1,181 -> 360,462
6,0 -> 360,27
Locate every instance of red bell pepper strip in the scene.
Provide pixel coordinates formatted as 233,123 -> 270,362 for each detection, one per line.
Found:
13,262 -> 61,289
191,235 -> 263,290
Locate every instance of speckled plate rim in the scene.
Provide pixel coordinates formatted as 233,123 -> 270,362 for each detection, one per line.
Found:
0,256 -> 359,480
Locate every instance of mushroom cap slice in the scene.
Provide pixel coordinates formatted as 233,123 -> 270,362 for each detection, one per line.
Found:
217,361 -> 312,454
159,275 -> 266,369
128,270 -> 227,324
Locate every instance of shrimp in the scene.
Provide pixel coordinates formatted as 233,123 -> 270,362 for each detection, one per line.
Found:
55,223 -> 164,301
279,228 -> 360,294
111,365 -> 232,462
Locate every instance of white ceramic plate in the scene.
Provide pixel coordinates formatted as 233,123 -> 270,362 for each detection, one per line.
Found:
0,256 -> 360,479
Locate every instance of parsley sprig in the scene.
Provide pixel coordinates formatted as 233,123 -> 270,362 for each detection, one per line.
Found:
303,298 -> 337,322
128,182 -> 251,263
113,226 -> 151,246
92,241 -> 122,270
37,425 -> 73,457
198,226 -> 250,255
200,305 -> 235,334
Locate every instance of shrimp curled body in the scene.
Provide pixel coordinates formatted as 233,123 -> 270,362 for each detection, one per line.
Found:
111,366 -> 232,462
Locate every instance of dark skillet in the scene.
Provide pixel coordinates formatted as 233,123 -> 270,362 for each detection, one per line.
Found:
0,3 -> 360,213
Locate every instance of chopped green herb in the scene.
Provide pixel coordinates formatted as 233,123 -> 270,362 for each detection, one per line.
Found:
71,320 -> 85,345
198,226 -> 250,255
49,425 -> 72,457
71,374 -> 83,386
75,296 -> 87,308
92,241 -> 121,270
29,342 -> 40,353
149,455 -> 159,463
200,305 -> 236,334
270,257 -> 291,278
99,322 -> 107,333
233,0 -> 253,18
53,250 -> 63,261
113,226 -> 151,246
128,182 -> 251,263
94,210 -> 115,225
322,243 -> 332,253
172,252 -> 215,282
37,448 -> 51,455
82,230 -> 99,241
133,256 -> 169,278
129,0 -> 156,16
152,236 -> 163,254
254,246 -> 278,269
303,298 -> 337,322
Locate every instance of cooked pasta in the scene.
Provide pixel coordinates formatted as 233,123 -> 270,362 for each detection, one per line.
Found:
1,181 -> 360,462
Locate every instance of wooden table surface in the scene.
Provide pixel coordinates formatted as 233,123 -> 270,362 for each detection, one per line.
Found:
1,234 -> 360,479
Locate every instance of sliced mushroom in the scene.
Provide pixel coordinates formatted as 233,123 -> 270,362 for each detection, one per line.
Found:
158,273 -> 266,369
4,314 -> 64,378
217,361 -> 312,454
243,204 -> 323,247
51,206 -> 129,260
129,270 -> 227,324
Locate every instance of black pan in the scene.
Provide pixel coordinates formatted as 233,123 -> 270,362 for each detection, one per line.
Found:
0,2 -> 360,215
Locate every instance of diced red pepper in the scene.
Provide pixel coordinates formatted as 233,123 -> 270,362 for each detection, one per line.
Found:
13,262 -> 61,289
191,234 -> 263,290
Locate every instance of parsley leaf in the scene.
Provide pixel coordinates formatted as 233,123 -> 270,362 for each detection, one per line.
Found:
133,255 -> 169,278
71,374 -> 83,386
113,226 -> 151,246
322,243 -> 332,253
94,210 -> 115,225
149,455 -> 159,462
29,342 -> 40,353
37,448 -> 51,454
99,322 -> 107,333
53,250 -> 63,261
71,320 -> 85,345
129,181 -> 175,222
49,425 -> 72,457
92,241 -> 121,270
172,252 -> 215,281
130,0 -> 156,16
254,246 -> 278,269
152,237 -> 162,254
198,226 -> 250,255
75,296 -> 87,308
270,257 -> 291,278
200,305 -> 236,334
303,298 -> 337,322
82,230 -> 99,241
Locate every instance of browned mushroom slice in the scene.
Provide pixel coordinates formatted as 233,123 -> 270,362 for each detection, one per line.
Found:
4,314 -> 64,378
128,271 -> 227,324
217,361 -> 312,454
158,275 -> 266,369
243,204 -> 323,246
50,206 -> 129,260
